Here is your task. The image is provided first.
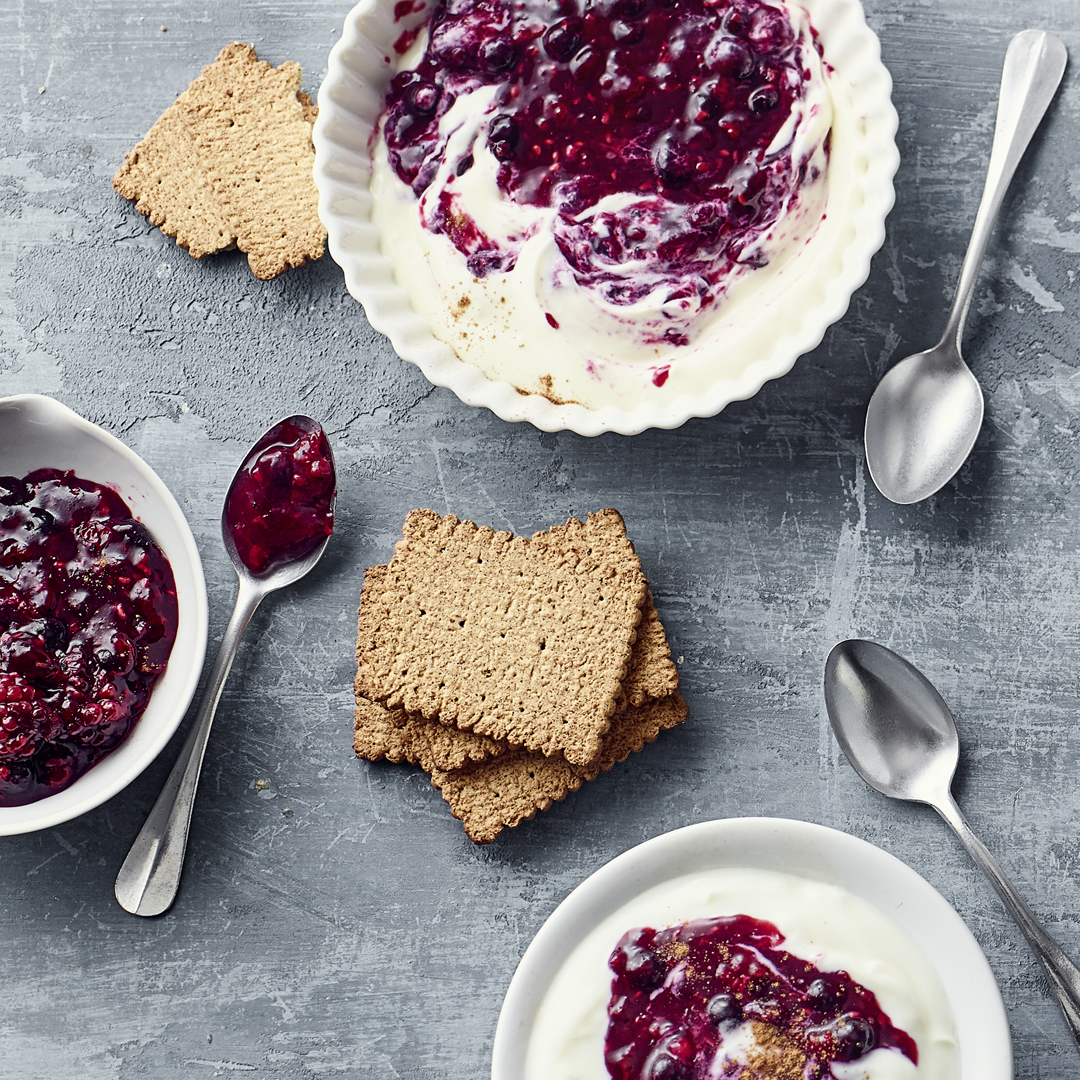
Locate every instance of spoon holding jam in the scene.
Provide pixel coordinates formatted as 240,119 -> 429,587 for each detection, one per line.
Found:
115,416 -> 336,916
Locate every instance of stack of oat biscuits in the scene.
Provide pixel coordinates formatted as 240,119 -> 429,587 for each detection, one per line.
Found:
353,509 -> 687,842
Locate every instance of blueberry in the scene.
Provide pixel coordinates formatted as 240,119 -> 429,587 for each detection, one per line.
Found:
654,136 -> 692,187
569,44 -> 604,81
805,978 -> 840,1011
456,153 -> 474,176
706,993 -> 741,1024
748,85 -> 779,112
488,114 -> 519,161
710,39 -> 754,79
806,1015 -> 875,1062
610,942 -> 664,990
642,1055 -> 688,1080
641,1033 -> 694,1080
543,17 -> 582,62
614,0 -> 647,19
404,78 -> 440,117
480,36 -> 517,73
722,7 -> 751,35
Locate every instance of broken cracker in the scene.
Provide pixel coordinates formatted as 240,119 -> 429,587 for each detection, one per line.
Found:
113,43 -> 325,279
355,509 -> 648,767
430,693 -> 688,843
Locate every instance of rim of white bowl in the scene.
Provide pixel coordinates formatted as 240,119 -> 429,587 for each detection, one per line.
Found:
0,394 -> 209,835
313,0 -> 900,435
491,817 -> 1012,1080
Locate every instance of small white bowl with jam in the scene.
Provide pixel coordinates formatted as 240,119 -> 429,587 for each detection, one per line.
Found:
0,395 -> 208,834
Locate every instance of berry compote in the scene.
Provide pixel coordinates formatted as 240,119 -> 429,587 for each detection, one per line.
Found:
381,0 -> 830,344
224,416 -> 336,577
0,470 -> 179,806
606,915 -> 918,1079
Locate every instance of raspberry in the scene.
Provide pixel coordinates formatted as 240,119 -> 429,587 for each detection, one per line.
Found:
0,672 -> 60,761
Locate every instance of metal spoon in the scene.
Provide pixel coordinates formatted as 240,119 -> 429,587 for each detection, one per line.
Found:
864,30 -> 1067,505
115,416 -> 336,917
824,638 -> 1080,1046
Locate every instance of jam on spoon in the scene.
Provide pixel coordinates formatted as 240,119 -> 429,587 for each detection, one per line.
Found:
224,416 -> 335,576
0,469 -> 179,806
605,914 -> 917,1079
115,416 -> 335,918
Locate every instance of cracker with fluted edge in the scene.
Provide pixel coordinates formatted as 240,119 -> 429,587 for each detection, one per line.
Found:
355,509 -> 648,767
430,693 -> 688,843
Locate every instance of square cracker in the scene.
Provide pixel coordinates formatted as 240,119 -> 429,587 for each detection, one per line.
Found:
113,43 -> 325,279
355,510 -> 648,767
430,693 -> 688,843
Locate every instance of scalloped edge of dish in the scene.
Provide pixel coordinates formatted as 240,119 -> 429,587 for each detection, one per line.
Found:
314,0 -> 899,435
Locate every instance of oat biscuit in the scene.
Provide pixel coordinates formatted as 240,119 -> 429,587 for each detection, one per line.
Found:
112,94 -> 237,259
113,43 -> 325,279
355,509 -> 648,766
619,590 -> 679,708
353,696 -> 508,773
430,693 -> 688,844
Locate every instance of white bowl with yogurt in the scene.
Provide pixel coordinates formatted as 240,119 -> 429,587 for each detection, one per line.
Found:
491,818 -> 1010,1080
314,0 -> 898,435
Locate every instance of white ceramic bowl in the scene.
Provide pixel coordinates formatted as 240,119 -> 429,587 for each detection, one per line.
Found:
492,817 -> 1011,1080
313,0 -> 899,435
0,394 -> 209,835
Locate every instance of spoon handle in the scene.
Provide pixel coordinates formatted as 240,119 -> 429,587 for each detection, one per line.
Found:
935,793 -> 1080,1045
941,29 -> 1067,354
114,576 -> 265,917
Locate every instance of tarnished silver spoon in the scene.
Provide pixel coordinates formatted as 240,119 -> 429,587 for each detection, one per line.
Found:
824,638 -> 1080,1046
115,416 -> 336,917
864,30 -> 1066,504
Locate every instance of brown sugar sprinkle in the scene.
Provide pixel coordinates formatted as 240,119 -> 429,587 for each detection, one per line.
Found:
744,1022 -> 808,1080
656,941 -> 690,964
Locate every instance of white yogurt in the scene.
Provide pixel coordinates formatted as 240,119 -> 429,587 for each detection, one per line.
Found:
524,867 -> 959,1080
370,0 -> 845,410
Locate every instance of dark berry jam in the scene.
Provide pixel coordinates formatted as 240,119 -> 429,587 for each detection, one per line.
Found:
383,0 -> 827,319
605,915 -> 918,1080
224,417 -> 336,577
0,470 -> 179,806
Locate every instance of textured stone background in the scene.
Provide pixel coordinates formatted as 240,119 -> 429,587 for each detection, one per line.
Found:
4,0 -> 1080,1076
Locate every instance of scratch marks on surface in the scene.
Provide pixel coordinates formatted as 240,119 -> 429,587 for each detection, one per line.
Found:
1007,262 -> 1064,313
819,450 -> 867,769
430,439 -> 450,514
1018,209 -> 1080,254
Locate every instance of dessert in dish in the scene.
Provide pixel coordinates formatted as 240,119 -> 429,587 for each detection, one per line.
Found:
371,0 -> 834,406
114,43 -> 325,280
0,470 -> 179,806
224,416 -> 336,576
527,867 -> 959,1080
353,510 -> 686,841
606,915 -> 915,1079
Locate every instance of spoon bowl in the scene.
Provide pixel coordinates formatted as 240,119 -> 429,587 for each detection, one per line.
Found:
824,638 -> 959,802
864,345 -> 984,505
824,638 -> 1080,1048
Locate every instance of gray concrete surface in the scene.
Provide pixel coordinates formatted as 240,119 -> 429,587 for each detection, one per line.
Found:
4,0 -> 1080,1076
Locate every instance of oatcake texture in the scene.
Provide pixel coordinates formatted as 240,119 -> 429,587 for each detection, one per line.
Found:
353,589 -> 677,771
354,572 -> 685,842
113,43 -> 325,279
619,590 -> 679,708
355,509 -> 648,767
430,694 -> 688,843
